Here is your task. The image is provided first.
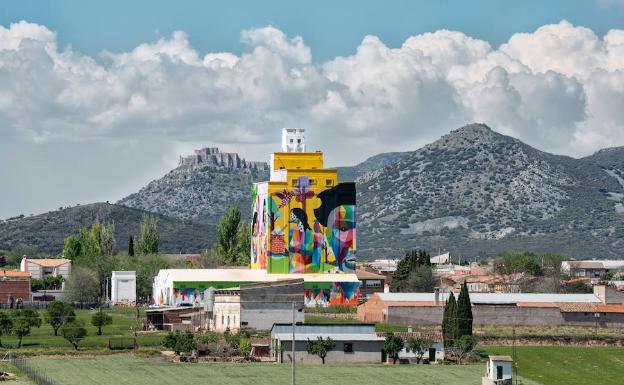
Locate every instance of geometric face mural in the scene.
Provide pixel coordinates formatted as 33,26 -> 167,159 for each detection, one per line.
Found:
252,180 -> 356,275
304,281 -> 360,307
249,133 -> 360,307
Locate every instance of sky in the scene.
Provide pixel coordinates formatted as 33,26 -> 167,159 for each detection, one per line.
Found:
0,0 -> 624,218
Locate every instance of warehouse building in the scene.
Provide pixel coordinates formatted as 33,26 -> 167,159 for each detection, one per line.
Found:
271,323 -> 385,364
357,285 -> 624,327
153,268 -> 359,308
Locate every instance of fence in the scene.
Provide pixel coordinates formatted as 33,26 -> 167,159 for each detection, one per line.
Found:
0,301 -> 107,310
7,353 -> 59,385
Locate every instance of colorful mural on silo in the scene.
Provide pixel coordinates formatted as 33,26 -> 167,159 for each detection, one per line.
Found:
249,128 -> 360,306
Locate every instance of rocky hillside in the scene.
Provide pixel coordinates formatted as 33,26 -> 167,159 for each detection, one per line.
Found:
338,152 -> 410,181
0,203 -> 215,255
118,148 -> 269,225
356,124 -> 624,258
111,125 -> 624,258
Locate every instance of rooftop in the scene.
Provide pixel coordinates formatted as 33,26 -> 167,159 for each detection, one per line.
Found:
0,270 -> 31,278
23,258 -> 70,267
375,292 -> 601,305
157,269 -> 360,283
355,269 -> 386,280
489,355 -> 513,362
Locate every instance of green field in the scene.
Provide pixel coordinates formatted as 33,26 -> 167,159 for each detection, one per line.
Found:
0,307 -> 165,354
26,355 -> 541,385
483,346 -> 624,385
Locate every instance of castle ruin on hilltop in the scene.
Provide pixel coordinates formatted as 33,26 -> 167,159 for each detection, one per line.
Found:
178,147 -> 268,171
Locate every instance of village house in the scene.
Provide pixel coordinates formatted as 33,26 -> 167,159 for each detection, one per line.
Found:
20,257 -> 71,280
271,323 -> 385,364
561,260 -> 624,279
0,269 -> 31,304
355,269 -> 387,299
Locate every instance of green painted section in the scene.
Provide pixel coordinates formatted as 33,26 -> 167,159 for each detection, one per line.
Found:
172,281 -> 256,290
173,280 -> 338,290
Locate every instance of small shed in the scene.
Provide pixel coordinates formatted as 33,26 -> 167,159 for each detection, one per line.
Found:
111,271 -> 136,305
483,355 -> 513,385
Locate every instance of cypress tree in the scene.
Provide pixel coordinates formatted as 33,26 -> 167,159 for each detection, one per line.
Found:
456,282 -> 473,337
447,293 -> 458,346
128,236 -> 134,257
442,296 -> 450,346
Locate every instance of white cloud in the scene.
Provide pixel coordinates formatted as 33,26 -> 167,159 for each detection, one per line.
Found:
1,20 -> 624,217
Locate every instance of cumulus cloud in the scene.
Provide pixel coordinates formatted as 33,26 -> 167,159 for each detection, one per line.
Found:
1,20 -> 624,216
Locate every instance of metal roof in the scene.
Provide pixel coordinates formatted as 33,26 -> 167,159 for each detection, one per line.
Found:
273,333 -> 384,342
376,292 -> 601,304
157,268 -> 359,283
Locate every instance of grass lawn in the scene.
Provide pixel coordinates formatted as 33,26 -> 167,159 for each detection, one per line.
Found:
0,307 -> 165,354
27,354 -> 541,385
483,346 -> 624,385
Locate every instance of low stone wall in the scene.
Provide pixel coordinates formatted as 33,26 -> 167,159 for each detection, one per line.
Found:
387,305 -> 624,327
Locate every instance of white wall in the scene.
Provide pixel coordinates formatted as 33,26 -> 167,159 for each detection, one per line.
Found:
111,271 -> 136,305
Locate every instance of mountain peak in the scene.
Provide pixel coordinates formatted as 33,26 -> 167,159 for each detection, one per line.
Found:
428,123 -> 512,151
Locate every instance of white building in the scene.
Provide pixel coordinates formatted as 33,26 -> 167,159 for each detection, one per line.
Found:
111,271 -> 136,305
20,258 -> 71,280
208,288 -> 241,332
483,355 -> 513,385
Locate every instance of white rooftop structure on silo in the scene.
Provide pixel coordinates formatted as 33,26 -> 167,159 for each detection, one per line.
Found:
281,128 -> 305,152
111,271 -> 136,305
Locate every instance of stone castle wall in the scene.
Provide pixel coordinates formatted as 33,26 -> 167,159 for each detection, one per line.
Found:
178,147 -> 268,171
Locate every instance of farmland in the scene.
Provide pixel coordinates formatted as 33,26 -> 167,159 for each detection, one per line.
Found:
26,355 -> 541,385
482,346 -> 624,385
0,307 -> 165,354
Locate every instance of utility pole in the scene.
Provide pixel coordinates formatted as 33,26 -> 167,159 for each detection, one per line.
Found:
512,324 -> 517,385
292,301 -> 296,385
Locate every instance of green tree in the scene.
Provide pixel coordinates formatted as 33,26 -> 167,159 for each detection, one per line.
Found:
306,336 -> 335,364
124,254 -> 170,301
11,319 -> 31,348
390,250 -> 432,292
45,301 -> 76,336
60,320 -> 87,350
10,309 -> 40,348
240,339 -> 252,360
175,331 -> 197,355
453,335 -> 477,364
136,214 -> 160,255
128,236 -> 135,257
383,333 -> 404,364
91,310 -> 113,335
0,312 -> 12,348
162,331 -> 178,351
6,244 -> 38,267
406,337 -> 432,363
456,283 -> 473,337
442,293 -> 458,347
406,264 -> 436,292
64,267 -> 100,304
215,205 -> 248,265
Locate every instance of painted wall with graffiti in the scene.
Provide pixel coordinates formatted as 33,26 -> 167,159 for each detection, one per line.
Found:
251,175 -> 356,275
304,281 -> 361,307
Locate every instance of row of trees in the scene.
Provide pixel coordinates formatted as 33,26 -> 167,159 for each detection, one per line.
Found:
442,283 -> 477,363
390,249 -> 436,293
61,214 -> 167,303
0,302 -> 112,349
200,205 -> 250,267
163,328 -> 252,359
